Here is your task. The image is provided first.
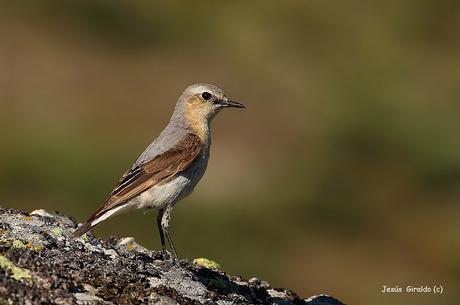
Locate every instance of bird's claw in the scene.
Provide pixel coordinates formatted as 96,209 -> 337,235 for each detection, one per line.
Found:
161,249 -> 178,263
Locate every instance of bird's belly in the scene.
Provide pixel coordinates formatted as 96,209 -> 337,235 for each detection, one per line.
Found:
133,176 -> 190,209
131,152 -> 209,210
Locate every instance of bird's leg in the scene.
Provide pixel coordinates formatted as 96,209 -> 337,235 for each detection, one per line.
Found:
156,208 -> 167,259
161,204 -> 178,261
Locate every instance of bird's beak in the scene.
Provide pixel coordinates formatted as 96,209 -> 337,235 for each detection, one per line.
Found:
220,99 -> 246,109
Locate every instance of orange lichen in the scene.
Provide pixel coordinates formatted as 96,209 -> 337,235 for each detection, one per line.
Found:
25,242 -> 44,251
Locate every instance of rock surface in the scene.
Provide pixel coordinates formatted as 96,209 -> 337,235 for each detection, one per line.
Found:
0,207 -> 345,305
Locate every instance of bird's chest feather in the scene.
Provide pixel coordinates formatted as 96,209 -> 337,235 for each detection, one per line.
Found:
135,149 -> 209,209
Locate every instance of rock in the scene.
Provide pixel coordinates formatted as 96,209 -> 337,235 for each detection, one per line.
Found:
305,295 -> 345,305
30,209 -> 55,218
0,207 -> 346,305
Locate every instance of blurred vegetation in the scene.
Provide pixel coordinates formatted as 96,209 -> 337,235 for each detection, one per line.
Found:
0,1 -> 459,304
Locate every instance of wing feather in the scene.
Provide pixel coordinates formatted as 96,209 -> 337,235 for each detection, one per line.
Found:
71,133 -> 203,238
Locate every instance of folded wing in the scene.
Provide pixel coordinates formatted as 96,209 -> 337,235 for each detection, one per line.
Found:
70,133 -> 203,239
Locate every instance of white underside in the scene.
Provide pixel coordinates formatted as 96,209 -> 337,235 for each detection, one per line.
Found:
91,204 -> 130,226
90,175 -> 193,226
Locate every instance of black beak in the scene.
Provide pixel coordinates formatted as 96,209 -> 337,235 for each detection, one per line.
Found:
220,99 -> 246,109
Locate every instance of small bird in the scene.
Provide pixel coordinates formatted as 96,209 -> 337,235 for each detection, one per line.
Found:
70,83 -> 245,259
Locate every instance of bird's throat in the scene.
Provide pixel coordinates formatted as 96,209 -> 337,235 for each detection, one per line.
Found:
185,98 -> 211,143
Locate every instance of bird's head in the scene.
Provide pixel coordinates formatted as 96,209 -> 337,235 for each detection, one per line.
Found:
172,83 -> 245,139
181,83 -> 245,119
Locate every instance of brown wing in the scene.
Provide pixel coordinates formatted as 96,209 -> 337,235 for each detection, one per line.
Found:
77,133 -> 202,229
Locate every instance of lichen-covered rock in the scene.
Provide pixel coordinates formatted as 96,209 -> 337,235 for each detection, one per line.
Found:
0,207 -> 345,305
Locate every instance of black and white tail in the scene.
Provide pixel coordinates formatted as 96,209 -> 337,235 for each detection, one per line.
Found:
70,204 -> 127,239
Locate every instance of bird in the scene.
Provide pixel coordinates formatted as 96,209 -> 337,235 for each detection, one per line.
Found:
70,83 -> 245,260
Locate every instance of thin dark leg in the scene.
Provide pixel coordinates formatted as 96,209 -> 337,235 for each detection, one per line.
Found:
161,205 -> 177,261
157,209 -> 166,257
165,230 -> 177,260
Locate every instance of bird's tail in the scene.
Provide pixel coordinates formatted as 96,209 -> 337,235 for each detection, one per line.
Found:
70,203 -> 127,240
69,221 -> 95,240
70,210 -> 104,239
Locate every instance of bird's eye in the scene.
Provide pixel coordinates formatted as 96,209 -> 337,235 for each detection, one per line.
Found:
201,92 -> 212,100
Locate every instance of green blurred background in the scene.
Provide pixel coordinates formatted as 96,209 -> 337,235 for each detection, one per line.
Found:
0,1 -> 459,304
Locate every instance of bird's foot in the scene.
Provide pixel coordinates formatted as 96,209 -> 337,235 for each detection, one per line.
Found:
161,249 -> 178,264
